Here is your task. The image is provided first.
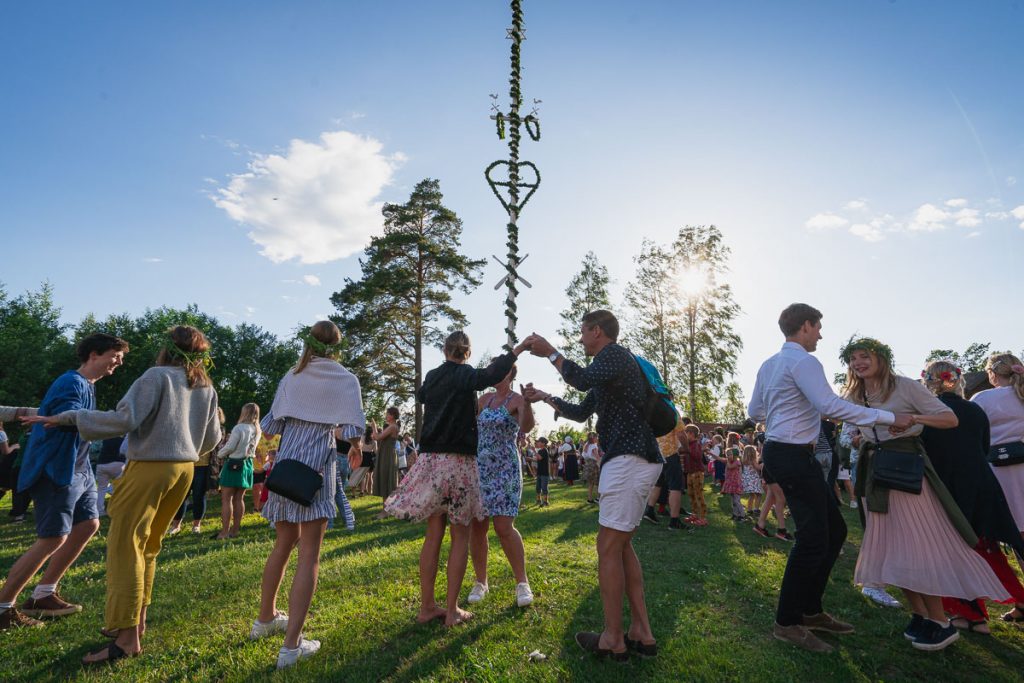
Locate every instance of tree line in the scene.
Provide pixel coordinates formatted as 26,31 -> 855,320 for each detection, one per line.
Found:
2,178 -> 755,439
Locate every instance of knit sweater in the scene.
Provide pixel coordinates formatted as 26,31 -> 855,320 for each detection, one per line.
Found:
219,423 -> 260,460
56,366 -> 221,463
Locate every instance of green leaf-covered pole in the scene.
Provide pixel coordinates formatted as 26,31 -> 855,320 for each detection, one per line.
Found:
486,0 -> 541,352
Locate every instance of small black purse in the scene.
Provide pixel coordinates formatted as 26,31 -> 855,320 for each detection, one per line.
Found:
226,459 -> 244,472
265,459 -> 323,507
865,394 -> 923,495
988,441 -> 1024,467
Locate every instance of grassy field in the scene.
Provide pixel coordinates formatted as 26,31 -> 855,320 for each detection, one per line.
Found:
1,477 -> 1023,682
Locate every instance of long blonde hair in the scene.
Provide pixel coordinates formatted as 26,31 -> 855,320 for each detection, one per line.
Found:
295,320 -> 342,374
238,403 -> 261,438
987,353 -> 1024,402
842,351 -> 897,404
742,445 -> 758,467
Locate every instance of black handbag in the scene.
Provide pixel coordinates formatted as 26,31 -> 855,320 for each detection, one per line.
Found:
226,459 -> 244,472
265,459 -> 323,507
865,394 -> 924,495
989,441 -> 1024,467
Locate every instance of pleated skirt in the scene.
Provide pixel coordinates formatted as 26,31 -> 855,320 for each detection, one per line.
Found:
854,478 -> 1011,601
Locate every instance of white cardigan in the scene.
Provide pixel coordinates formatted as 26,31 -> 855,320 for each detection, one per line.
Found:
219,423 -> 260,460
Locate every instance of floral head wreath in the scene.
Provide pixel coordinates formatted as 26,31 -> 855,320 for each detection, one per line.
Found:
165,342 -> 215,370
921,362 -> 963,384
300,327 -> 341,356
839,336 -> 894,369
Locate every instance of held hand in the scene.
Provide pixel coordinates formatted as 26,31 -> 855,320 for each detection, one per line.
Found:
20,415 -> 59,429
524,334 -> 556,358
889,413 -> 914,434
513,339 -> 532,356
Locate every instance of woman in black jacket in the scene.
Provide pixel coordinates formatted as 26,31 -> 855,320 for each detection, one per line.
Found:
920,360 -> 1024,634
384,331 -> 529,627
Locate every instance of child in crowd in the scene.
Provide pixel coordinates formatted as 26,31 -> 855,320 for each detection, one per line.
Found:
740,445 -> 762,517
709,434 -> 725,491
683,425 -> 707,526
533,437 -> 551,507
718,435 -> 744,520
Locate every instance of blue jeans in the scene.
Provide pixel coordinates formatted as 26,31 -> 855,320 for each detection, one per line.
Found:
327,455 -> 354,530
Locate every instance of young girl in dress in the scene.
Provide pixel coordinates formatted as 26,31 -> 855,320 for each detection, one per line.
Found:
741,444 -> 763,517
718,435 -> 744,520
385,331 -> 529,627
251,321 -> 366,669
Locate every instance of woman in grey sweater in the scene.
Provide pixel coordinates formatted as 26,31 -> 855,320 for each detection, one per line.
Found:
25,326 -> 221,665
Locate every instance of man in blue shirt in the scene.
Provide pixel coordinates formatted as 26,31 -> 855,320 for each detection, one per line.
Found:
0,333 -> 128,631
523,310 -> 663,661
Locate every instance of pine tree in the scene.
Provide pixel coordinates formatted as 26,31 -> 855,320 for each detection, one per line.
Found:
331,179 -> 484,437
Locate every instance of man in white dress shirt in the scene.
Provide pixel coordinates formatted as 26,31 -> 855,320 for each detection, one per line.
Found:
748,303 -> 913,652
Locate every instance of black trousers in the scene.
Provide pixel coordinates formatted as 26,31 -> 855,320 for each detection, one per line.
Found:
762,441 -> 847,626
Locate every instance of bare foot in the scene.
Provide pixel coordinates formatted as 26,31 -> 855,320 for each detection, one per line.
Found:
444,608 -> 474,628
415,604 -> 446,624
626,630 -> 655,646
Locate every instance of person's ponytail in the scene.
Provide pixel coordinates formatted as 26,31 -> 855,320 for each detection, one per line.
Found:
987,353 -> 1024,403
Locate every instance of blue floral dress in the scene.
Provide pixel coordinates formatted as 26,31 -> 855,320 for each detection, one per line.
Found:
476,393 -> 522,517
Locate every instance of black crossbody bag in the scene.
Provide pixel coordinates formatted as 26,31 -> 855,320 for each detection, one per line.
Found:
265,459 -> 324,507
864,393 -> 924,495
988,441 -> 1024,467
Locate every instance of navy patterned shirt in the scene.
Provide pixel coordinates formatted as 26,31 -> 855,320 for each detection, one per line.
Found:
550,343 -> 662,466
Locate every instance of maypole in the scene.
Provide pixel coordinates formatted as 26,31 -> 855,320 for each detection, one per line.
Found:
486,0 -> 541,352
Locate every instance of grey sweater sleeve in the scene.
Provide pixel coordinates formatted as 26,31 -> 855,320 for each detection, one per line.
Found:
0,406 -> 37,422
66,371 -> 162,441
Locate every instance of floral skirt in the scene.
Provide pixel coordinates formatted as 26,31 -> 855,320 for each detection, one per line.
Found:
384,452 -> 485,526
581,458 -> 599,484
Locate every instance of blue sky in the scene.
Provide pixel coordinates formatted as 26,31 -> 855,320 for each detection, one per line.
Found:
3,1 -> 1022,425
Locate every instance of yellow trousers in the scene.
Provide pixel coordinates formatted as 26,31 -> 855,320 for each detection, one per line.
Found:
104,460 -> 193,629
687,472 -> 707,519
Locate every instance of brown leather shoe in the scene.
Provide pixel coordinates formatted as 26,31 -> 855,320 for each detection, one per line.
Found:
0,607 -> 44,630
772,623 -> 834,652
20,592 -> 83,618
803,612 -> 855,634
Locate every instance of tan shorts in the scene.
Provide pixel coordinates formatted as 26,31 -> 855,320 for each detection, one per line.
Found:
597,455 -> 663,532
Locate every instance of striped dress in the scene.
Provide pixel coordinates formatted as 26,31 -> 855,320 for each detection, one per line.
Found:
260,410 -> 361,524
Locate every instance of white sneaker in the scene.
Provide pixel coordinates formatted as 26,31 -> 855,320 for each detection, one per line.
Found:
862,586 -> 901,608
849,500 -> 858,509
467,582 -> 489,604
515,582 -> 534,608
276,637 -> 320,670
250,612 -> 289,640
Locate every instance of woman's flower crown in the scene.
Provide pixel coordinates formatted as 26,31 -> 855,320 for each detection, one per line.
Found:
839,336 -> 894,369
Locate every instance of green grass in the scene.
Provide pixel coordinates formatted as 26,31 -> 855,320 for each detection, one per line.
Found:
1,478 -> 1023,682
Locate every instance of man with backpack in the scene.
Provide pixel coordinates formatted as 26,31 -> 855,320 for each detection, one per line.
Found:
521,309 -> 664,661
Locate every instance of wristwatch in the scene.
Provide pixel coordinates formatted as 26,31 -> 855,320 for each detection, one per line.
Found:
548,351 -> 560,363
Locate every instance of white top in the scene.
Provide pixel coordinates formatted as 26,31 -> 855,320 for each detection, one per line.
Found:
558,443 -> 574,454
582,442 -> 600,461
219,423 -> 260,460
972,386 -> 1024,446
849,377 -> 951,443
748,342 -> 895,445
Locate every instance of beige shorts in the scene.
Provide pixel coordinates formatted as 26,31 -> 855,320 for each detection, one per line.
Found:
597,455 -> 663,532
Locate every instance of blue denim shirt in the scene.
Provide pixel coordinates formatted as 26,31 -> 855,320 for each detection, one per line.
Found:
17,370 -> 95,491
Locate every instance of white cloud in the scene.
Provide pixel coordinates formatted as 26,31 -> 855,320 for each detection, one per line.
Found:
986,211 -> 1010,220
143,257 -> 163,263
944,198 -> 968,208
844,199 -> 868,211
805,212 -> 848,231
908,203 -> 951,232
1008,176 -> 1018,187
953,208 -> 981,228
1012,205 -> 1024,229
302,275 -> 321,286
244,306 -> 256,316
849,222 -> 884,242
211,130 -> 405,264
966,231 -> 982,238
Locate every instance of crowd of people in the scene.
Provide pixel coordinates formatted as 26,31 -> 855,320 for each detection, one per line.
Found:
0,303 -> 1022,671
